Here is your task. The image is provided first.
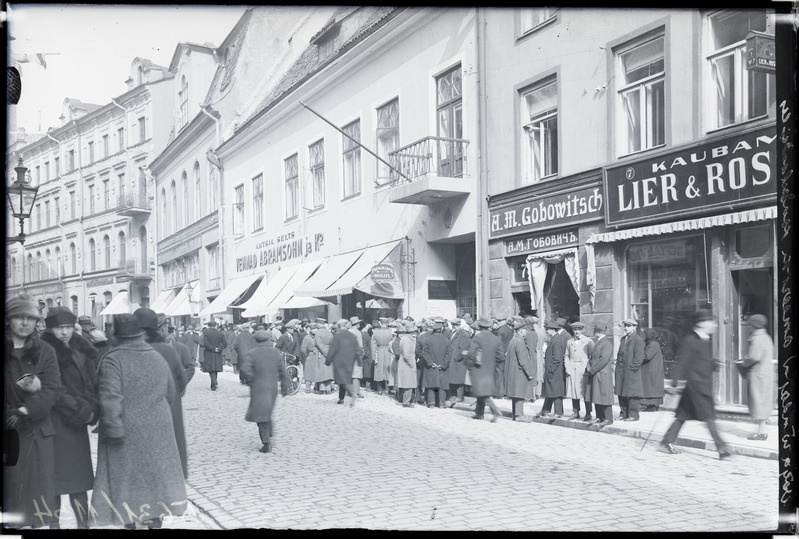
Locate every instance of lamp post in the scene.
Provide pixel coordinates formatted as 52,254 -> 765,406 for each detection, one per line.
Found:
7,156 -> 40,244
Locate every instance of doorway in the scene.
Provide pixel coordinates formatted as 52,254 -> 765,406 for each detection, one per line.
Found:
543,261 -> 579,324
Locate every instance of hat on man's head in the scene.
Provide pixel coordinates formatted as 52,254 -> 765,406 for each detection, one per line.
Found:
285,319 -> 300,329
316,318 -> 327,324
349,316 -> 362,326
207,319 -> 218,326
593,323 -> 609,333
336,319 -> 349,328
622,318 -> 638,327
45,306 -> 77,328
692,309 -> 714,325
89,328 -> 108,343
133,308 -> 159,330
156,312 -> 169,329
749,314 -> 768,330
475,316 -> 492,329
113,314 -> 145,339
512,319 -> 528,331
253,330 -> 274,343
7,294 -> 39,320
570,321 -> 585,330
77,315 -> 93,325
523,316 -> 537,328
544,318 -> 561,329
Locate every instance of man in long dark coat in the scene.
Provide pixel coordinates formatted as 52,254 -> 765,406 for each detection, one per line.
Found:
201,319 -> 227,391
326,319 -> 361,406
585,323 -> 615,426
462,316 -> 504,422
445,319 -> 471,406
494,318 -> 513,397
658,310 -> 731,459
415,322 -> 433,405
235,324 -> 257,386
422,322 -> 450,408
522,315 -> 540,401
538,317 -> 568,418
614,318 -> 644,421
504,319 -> 535,422
179,325 -> 201,365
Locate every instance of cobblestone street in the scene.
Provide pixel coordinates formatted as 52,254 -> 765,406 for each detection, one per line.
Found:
176,369 -> 779,532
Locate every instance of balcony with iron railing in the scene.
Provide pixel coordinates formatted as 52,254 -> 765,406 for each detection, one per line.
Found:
387,136 -> 471,205
115,192 -> 151,217
116,257 -> 152,281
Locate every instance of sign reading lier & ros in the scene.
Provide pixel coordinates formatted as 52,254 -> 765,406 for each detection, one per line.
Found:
604,125 -> 777,227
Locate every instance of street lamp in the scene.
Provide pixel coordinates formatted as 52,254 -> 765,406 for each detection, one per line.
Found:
7,156 -> 39,244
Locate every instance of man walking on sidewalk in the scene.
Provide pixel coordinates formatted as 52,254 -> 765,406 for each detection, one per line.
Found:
658,309 -> 732,460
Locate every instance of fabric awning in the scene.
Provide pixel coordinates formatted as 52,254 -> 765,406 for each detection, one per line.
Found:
100,291 -> 132,315
282,295 -> 329,309
198,273 -> 263,316
164,281 -> 200,316
245,259 -> 324,316
235,265 -> 298,317
322,241 -> 402,297
586,206 -> 777,244
293,250 -> 363,298
149,289 -> 176,313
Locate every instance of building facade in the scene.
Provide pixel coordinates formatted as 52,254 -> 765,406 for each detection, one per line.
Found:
483,8 -> 778,409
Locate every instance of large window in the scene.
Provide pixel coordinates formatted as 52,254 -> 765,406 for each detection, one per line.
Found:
138,116 -> 146,142
194,163 -> 203,219
102,134 -> 109,158
522,78 -> 558,182
45,200 -> 51,228
67,150 -> 75,172
89,238 -> 96,271
233,184 -> 244,236
208,167 -> 218,212
436,65 -> 464,177
54,157 -> 60,177
309,140 -> 325,209
252,173 -> 264,229
103,235 -> 111,269
342,121 -> 361,199
706,10 -> 774,131
178,75 -> 189,129
285,155 -> 299,219
70,243 -> 76,274
69,190 -> 76,219
376,99 -> 399,181
54,196 -> 60,224
118,127 -> 125,152
160,188 -> 167,239
44,162 -> 50,182
626,235 -> 710,378
617,35 -> 665,156
518,8 -> 558,36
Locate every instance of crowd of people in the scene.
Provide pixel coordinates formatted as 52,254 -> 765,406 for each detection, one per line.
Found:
5,291 -> 774,529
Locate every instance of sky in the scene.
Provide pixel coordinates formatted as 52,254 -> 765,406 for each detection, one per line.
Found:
8,4 -> 248,135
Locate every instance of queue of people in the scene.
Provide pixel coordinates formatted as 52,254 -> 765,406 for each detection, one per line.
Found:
3,295 -> 192,530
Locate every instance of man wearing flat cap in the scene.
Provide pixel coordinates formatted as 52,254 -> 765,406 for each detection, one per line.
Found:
537,318 -> 569,418
614,318 -> 644,421
504,319 -> 535,422
565,321 -> 594,421
585,323 -> 615,426
658,310 -> 731,459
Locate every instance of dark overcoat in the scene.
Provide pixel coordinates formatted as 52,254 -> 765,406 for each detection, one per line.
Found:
422,332 -> 449,389
444,329 -> 471,385
201,327 -> 227,372
325,329 -> 361,385
523,329 -> 539,396
504,334 -> 535,400
41,332 -> 99,496
672,331 -> 717,421
585,336 -> 615,405
149,340 -> 189,479
179,331 -> 201,361
91,338 -> 186,527
235,330 -> 257,362
542,330 -> 568,398
170,339 -> 195,391
222,329 -> 237,364
614,331 -> 645,397
362,329 -> 373,379
240,343 -> 289,422
464,330 -> 503,398
641,340 -> 665,401
495,324 -> 513,395
4,334 -> 61,527
415,331 -> 432,386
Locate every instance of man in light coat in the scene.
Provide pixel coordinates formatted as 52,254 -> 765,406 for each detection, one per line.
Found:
585,323 -> 615,426
614,318 -> 644,421
565,321 -> 594,421
347,316 -> 365,398
396,322 -> 418,407
371,318 -> 394,395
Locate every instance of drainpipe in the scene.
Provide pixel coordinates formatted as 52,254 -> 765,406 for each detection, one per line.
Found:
46,128 -> 68,300
140,165 -> 158,296
71,119 -> 91,318
200,104 -> 226,290
109,98 -> 135,303
475,8 -> 490,317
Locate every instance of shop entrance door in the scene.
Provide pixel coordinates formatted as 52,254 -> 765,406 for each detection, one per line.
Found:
455,243 -> 476,318
730,267 -> 775,407
543,261 -> 579,324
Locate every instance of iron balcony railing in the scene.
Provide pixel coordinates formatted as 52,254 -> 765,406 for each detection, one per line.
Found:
116,193 -> 151,211
388,136 -> 469,186
118,257 -> 150,275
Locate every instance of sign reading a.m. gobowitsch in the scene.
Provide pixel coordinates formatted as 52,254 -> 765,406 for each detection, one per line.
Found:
604,125 -> 777,228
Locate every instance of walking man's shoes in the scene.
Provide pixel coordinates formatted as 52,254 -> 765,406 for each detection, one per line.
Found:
657,441 -> 681,454
471,414 -> 484,420
568,412 -> 580,420
719,450 -> 733,460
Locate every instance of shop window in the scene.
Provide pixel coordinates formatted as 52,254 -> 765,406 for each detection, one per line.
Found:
436,66 -> 464,177
342,120 -> 361,199
735,223 -> 772,259
626,235 -> 710,378
376,98 -> 399,182
705,10 -> 775,131
522,78 -> 558,182
616,34 -> 665,156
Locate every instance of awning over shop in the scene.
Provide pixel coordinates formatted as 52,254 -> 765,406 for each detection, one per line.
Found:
198,273 -> 263,317
282,295 -> 329,309
100,291 -> 133,315
584,206 -> 778,309
324,240 -> 403,297
293,250 -> 363,298
149,289 -> 176,313
244,259 -> 324,317
164,281 -> 200,316
235,265 -> 297,317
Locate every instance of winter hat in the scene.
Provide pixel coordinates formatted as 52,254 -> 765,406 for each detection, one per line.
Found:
133,308 -> 160,330
45,306 -> 78,328
7,294 -> 39,319
749,314 -> 767,330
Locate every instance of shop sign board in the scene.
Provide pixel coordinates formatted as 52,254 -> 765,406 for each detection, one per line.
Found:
428,279 -> 457,300
370,263 -> 395,282
235,231 -> 325,273
489,186 -> 603,239
605,125 -> 777,228
627,241 -> 688,264
504,228 -> 579,257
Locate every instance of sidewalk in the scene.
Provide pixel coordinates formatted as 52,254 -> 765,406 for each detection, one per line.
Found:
450,395 -> 779,460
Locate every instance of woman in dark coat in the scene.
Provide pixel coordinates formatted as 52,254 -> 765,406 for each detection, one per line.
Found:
325,320 -> 361,406
640,328 -> 665,411
658,310 -> 731,459
40,306 -> 100,529
91,314 -> 187,529
4,294 -> 62,529
503,320 -> 535,421
240,330 -> 289,453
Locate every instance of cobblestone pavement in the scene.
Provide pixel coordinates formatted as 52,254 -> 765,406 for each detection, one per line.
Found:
175,368 -> 779,532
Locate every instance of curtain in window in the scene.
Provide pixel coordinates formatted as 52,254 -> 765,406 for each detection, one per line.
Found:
525,248 -> 579,315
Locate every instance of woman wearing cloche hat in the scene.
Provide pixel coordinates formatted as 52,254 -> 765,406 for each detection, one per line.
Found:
4,294 -> 62,528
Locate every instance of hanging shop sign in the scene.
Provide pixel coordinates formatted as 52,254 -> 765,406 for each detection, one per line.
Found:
604,125 -> 777,228
489,186 -> 603,239
504,227 -> 579,257
370,263 -> 395,282
428,280 -> 457,300
745,31 -> 775,74
235,231 -> 325,273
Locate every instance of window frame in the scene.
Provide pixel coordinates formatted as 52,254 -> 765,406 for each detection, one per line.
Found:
517,7 -> 559,39
284,154 -> 300,220
308,139 -> 326,210
252,173 -> 264,230
435,65 -> 464,177
232,184 -> 245,236
342,119 -> 362,200
375,98 -> 400,183
520,77 -> 559,183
